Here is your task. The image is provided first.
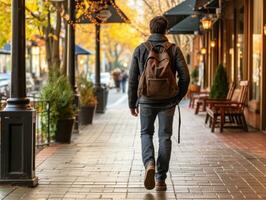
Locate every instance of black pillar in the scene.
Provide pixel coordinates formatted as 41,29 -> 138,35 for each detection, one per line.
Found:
95,24 -> 101,87
67,0 -> 75,90
9,1 -> 27,105
0,0 -> 38,187
67,0 -> 79,133
261,1 -> 266,131
95,24 -> 108,113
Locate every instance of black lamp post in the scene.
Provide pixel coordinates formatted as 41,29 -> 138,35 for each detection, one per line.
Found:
0,0 -> 38,187
94,23 -> 105,113
95,24 -> 101,89
76,0 -> 129,113
67,0 -> 76,91
67,0 -> 79,133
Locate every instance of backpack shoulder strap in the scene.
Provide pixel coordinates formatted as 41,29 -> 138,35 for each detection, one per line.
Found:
144,41 -> 154,51
163,42 -> 174,51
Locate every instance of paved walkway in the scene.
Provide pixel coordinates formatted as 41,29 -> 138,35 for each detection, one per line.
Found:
1,95 -> 266,199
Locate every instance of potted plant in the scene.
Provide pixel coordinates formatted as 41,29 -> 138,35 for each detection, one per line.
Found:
40,73 -> 75,143
210,64 -> 228,99
189,67 -> 200,92
77,75 -> 97,125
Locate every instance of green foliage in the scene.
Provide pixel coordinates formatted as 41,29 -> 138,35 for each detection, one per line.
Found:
210,64 -> 229,99
190,67 -> 199,84
77,75 -> 97,107
40,73 -> 74,137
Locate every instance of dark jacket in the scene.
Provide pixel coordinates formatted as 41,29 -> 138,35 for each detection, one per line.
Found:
128,33 -> 190,109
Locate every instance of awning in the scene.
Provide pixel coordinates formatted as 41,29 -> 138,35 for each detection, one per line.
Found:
164,0 -> 196,28
75,45 -> 92,56
75,0 -> 129,24
168,16 -> 200,35
0,43 -> 11,55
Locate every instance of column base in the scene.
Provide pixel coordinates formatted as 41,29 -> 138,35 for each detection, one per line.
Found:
4,98 -> 31,111
0,176 -> 38,187
95,85 -> 109,114
73,93 -> 79,134
0,109 -> 38,187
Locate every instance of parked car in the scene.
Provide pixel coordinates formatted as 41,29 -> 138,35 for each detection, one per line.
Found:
0,72 -> 35,97
88,72 -> 114,88
0,73 -> 11,97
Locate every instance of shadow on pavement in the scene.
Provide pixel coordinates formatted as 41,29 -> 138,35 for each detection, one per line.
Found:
143,192 -> 167,200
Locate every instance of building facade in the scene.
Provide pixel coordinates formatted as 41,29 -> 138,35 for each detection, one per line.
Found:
194,0 -> 266,131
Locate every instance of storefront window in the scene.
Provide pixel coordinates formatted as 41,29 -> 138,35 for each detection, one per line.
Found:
252,0 -> 262,100
223,1 -> 234,83
230,35 -> 234,82
236,4 -> 244,82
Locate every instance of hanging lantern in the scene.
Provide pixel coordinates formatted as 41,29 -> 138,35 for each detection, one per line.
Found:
264,24 -> 266,36
201,47 -> 207,55
210,40 -> 216,48
201,16 -> 212,30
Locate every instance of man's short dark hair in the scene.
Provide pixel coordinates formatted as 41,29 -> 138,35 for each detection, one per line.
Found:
149,16 -> 168,34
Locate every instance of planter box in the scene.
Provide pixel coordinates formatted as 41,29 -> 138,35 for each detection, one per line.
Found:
79,105 -> 96,125
55,118 -> 74,143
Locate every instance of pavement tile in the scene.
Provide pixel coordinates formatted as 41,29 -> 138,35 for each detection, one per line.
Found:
1,98 -> 266,199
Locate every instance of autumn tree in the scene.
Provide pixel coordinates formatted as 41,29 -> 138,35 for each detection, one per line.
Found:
135,0 -> 193,54
75,0 -> 143,73
0,0 -> 68,77
1,0 -> 192,77
0,0 -> 11,47
25,0 -> 68,76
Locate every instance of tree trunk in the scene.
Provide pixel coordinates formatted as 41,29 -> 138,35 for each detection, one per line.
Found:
61,2 -> 68,75
45,11 -> 52,71
44,3 -> 62,79
52,3 -> 61,71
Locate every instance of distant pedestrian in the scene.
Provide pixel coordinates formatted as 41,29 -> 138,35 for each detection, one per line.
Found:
120,69 -> 128,93
112,68 -> 121,92
128,16 -> 190,191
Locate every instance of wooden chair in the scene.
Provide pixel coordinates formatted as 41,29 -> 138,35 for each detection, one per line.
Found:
195,82 -> 235,114
205,81 -> 249,132
189,91 -> 209,109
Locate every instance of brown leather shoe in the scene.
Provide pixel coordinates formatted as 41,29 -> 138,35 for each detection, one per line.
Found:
155,180 -> 167,191
144,162 -> 155,190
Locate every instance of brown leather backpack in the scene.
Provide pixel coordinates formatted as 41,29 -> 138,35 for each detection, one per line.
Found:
137,41 -> 179,100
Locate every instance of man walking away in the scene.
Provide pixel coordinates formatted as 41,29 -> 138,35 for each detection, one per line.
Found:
128,16 -> 190,191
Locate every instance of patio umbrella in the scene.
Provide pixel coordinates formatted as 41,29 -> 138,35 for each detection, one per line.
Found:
0,43 -> 11,55
75,44 -> 92,56
75,0 -> 129,24
74,0 -> 129,113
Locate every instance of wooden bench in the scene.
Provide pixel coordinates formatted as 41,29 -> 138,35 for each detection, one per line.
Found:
195,82 -> 235,115
205,81 -> 248,132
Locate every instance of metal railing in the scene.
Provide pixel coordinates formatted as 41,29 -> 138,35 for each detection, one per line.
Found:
0,94 -> 51,148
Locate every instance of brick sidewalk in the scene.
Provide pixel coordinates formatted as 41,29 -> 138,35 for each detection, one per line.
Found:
1,104 -> 266,199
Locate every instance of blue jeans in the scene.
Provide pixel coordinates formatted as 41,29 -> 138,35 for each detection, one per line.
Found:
140,105 -> 176,181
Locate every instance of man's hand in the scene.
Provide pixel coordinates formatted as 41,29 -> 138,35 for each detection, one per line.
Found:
130,107 -> 139,117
